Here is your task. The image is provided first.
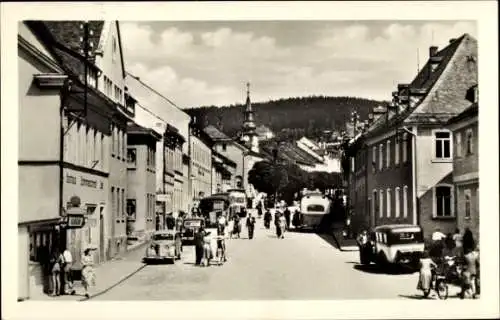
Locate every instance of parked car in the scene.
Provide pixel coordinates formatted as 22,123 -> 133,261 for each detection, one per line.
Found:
181,217 -> 205,245
359,224 -> 424,269
143,230 -> 182,264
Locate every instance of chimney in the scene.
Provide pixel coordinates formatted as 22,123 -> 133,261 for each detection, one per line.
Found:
429,46 -> 438,58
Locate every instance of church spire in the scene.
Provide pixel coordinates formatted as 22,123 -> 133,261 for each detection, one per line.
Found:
243,82 -> 256,132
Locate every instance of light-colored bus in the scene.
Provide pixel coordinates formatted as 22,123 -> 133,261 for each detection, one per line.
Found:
298,191 -> 331,231
227,189 -> 248,218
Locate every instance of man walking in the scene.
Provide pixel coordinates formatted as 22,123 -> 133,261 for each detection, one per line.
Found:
246,213 -> 256,239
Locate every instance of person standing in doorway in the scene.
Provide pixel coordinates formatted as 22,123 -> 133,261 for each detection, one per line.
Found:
246,213 -> 256,239
62,247 -> 75,295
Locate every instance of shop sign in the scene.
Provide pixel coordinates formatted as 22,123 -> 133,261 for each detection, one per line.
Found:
81,178 -> 97,188
67,215 -> 85,228
66,174 -> 77,184
156,194 -> 169,202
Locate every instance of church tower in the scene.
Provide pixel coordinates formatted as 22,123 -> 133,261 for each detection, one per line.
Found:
240,82 -> 259,153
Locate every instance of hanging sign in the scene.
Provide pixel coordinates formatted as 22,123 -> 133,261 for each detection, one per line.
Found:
67,215 -> 86,228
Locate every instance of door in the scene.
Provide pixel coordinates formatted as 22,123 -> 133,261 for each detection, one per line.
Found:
99,207 -> 105,263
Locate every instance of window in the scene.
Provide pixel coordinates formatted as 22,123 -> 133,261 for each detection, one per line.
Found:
122,189 -> 125,218
351,157 -> 355,173
222,143 -> 227,152
127,199 -> 136,220
111,124 -> 116,157
111,187 -> 116,219
386,188 -> 391,218
379,190 -> 384,218
395,137 -> 400,165
379,144 -> 383,170
127,148 -> 137,166
112,37 -> 117,61
433,185 -> 454,218
403,133 -> 408,162
372,146 -> 377,172
455,132 -> 462,157
403,185 -> 408,218
395,187 -> 400,218
434,130 -> 452,160
386,140 -> 391,168
466,129 -> 474,155
464,189 -> 471,219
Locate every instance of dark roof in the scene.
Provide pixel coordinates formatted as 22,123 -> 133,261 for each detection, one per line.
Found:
364,34 -> 477,139
212,150 -> 237,168
127,122 -> 161,142
260,141 -> 317,166
204,125 -> 232,141
447,102 -> 478,126
42,21 -> 127,79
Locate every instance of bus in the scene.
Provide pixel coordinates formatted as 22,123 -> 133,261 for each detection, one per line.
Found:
298,191 -> 332,231
227,189 -> 248,218
199,194 -> 230,228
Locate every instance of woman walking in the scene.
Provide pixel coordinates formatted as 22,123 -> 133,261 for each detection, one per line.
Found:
417,250 -> 437,298
81,248 -> 96,298
49,249 -> 63,296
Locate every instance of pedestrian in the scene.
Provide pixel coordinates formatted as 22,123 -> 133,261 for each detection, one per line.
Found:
462,228 -> 475,254
278,213 -> 286,239
194,226 -> 206,265
81,248 -> 96,298
284,207 -> 291,231
49,249 -> 63,296
274,209 -> 280,238
216,216 -> 227,263
264,209 -> 272,229
452,228 -> 462,248
417,250 -> 437,297
246,213 -> 256,239
62,247 -> 75,295
201,229 -> 213,267
462,245 -> 480,298
233,214 -> 241,239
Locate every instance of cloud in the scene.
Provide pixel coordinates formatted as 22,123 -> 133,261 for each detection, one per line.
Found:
120,21 -> 477,107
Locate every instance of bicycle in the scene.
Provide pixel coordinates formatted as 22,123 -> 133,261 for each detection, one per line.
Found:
215,235 -> 227,266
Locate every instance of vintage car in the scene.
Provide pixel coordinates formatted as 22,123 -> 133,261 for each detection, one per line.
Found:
144,230 -> 182,264
181,217 -> 205,245
359,224 -> 425,269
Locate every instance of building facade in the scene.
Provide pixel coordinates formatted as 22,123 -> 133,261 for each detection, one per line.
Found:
212,151 -> 237,194
448,85 -> 479,241
345,34 -> 477,240
124,74 -> 190,220
18,22 -> 68,301
189,122 -> 213,209
126,123 -> 161,240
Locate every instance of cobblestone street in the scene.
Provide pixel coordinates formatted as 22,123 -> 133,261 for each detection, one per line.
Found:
92,222 -> 456,300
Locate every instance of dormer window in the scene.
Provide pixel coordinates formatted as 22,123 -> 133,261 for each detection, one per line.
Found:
112,36 -> 117,62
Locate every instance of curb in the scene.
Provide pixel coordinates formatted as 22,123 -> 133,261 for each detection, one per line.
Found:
79,263 -> 147,301
331,232 -> 359,252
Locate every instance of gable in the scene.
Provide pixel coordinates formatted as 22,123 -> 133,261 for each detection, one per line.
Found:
406,35 -> 477,123
94,21 -> 126,89
18,22 -> 61,71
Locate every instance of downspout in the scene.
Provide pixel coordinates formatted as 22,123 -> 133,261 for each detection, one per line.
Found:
59,84 -> 66,249
402,125 -> 418,226
187,125 -> 192,213
411,126 -> 418,226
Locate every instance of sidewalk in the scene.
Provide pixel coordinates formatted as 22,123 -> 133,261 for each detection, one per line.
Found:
29,240 -> 148,302
331,229 -> 359,252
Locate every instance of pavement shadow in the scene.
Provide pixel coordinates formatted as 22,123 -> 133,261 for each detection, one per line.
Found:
353,263 -> 416,275
398,294 -> 427,300
316,233 -> 342,250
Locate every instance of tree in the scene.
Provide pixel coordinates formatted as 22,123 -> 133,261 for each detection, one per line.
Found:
248,161 -> 288,197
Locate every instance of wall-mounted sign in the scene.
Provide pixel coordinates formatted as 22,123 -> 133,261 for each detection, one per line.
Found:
81,178 -> 98,188
67,215 -> 85,228
66,174 -> 77,184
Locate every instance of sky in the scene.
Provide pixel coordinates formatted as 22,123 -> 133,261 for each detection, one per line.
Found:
120,20 -> 477,109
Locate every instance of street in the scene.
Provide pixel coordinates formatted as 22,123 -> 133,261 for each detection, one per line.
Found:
93,221 -> 429,300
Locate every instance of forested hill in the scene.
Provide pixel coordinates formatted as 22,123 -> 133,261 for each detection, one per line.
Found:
185,96 -> 386,140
